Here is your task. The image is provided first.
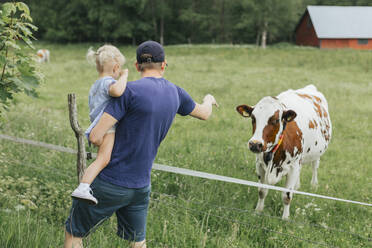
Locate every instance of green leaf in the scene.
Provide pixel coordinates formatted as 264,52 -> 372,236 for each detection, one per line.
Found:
8,77 -> 32,91
21,75 -> 39,88
0,54 -> 6,66
2,3 -> 16,17
20,13 -> 32,22
19,67 -> 35,78
24,22 -> 37,31
5,40 -> 20,50
17,24 -> 32,36
24,88 -> 38,98
23,37 -> 35,49
16,2 -> 30,16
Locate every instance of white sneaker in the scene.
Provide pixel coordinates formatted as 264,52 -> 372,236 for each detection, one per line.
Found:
71,186 -> 98,205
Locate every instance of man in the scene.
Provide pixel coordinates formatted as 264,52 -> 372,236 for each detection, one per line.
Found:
64,41 -> 218,248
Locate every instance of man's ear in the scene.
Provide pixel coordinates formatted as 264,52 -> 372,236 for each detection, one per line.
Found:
282,110 -> 297,122
236,105 -> 254,117
161,60 -> 167,70
135,62 -> 140,72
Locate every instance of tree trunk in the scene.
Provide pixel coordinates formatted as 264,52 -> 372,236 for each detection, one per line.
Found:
261,21 -> 268,49
190,0 -> 196,44
256,30 -> 260,46
160,14 -> 164,45
151,0 -> 158,40
220,0 -> 225,43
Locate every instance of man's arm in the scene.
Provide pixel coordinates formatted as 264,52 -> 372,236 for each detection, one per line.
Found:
89,113 -> 118,146
189,94 -> 218,120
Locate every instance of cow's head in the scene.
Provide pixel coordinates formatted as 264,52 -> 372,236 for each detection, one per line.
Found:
236,97 -> 297,154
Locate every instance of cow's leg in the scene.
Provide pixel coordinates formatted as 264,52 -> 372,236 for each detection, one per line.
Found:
256,186 -> 268,212
295,170 -> 301,190
255,164 -> 267,212
282,164 -> 300,219
311,159 -> 320,187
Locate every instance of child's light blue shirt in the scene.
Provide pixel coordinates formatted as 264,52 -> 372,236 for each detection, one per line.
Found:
85,76 -> 116,138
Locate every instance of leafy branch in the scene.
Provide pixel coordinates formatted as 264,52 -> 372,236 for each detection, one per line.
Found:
0,2 -> 42,113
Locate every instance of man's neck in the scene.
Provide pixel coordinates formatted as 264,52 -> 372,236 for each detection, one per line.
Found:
141,69 -> 163,78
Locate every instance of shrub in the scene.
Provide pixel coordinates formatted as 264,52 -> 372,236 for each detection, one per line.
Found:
0,2 -> 43,113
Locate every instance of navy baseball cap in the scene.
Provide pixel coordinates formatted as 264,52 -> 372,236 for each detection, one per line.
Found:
136,41 -> 165,64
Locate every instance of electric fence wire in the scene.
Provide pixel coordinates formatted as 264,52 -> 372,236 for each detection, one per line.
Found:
1,133 -> 371,207
1,135 -> 371,245
2,158 -> 370,245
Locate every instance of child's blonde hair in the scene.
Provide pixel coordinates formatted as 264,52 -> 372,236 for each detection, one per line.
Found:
86,45 -> 125,72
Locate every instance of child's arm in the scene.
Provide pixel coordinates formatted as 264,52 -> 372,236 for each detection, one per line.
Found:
109,69 -> 128,97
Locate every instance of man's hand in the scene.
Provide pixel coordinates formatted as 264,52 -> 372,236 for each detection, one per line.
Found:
203,94 -> 219,108
190,94 -> 218,120
89,113 -> 118,146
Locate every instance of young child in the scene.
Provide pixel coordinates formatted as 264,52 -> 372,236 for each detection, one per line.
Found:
71,45 -> 128,204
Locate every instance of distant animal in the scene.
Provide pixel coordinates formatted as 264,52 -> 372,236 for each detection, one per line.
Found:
236,85 -> 332,219
36,49 -> 50,63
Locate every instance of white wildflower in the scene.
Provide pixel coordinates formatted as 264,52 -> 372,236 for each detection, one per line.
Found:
15,205 -> 25,211
320,222 -> 328,228
305,202 -> 317,208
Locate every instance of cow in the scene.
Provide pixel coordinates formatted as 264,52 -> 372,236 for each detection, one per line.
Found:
36,49 -> 50,63
236,85 -> 332,219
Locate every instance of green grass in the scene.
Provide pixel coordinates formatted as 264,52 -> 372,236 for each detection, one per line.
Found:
0,43 -> 371,247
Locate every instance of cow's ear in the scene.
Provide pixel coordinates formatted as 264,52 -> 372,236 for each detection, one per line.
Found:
282,110 -> 297,122
236,105 -> 254,118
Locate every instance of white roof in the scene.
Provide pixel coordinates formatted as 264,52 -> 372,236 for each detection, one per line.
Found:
307,5 -> 372,39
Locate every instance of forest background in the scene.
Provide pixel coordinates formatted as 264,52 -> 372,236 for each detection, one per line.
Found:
23,0 -> 372,47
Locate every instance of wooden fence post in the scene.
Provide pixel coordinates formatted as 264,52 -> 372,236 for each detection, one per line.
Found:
68,93 -> 86,183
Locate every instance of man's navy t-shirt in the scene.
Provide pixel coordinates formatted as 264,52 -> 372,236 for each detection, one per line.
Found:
99,77 -> 195,188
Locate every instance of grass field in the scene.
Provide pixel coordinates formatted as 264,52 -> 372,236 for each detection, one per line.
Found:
0,43 -> 371,247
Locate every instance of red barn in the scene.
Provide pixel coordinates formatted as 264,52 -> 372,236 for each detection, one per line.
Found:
295,6 -> 372,50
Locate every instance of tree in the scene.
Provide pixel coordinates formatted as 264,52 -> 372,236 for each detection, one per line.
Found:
253,0 -> 295,49
179,0 -> 210,44
23,0 -> 151,44
20,0 -> 372,46
144,0 -> 172,45
0,2 -> 43,113
230,0 -> 304,47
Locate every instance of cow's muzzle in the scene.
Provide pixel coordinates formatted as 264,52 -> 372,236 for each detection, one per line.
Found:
249,140 -> 263,153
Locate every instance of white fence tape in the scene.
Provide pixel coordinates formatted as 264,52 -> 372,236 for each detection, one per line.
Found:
1,133 -> 371,207
153,163 -> 372,206
0,134 -> 76,154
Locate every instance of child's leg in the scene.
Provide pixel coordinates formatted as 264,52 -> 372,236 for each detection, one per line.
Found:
81,132 -> 115,184
71,132 -> 115,204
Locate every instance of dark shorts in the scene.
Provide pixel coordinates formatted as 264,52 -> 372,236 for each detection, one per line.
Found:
65,177 -> 150,242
